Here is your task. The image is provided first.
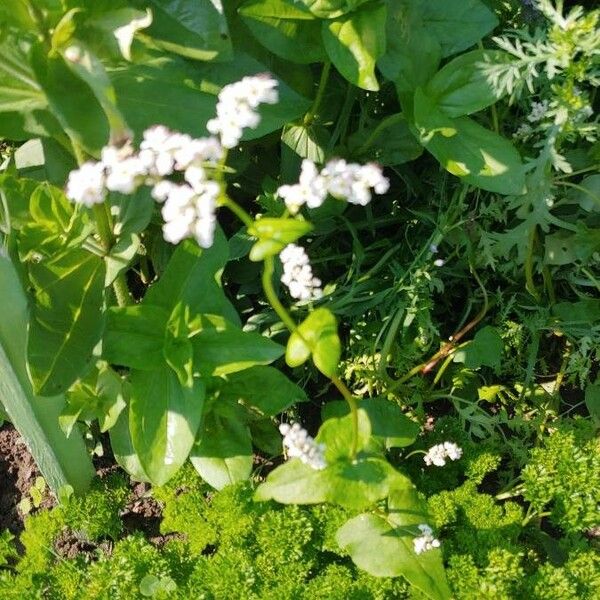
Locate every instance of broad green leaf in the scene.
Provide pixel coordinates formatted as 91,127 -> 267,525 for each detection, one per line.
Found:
322,398 -> 419,448
30,42 -> 109,154
348,114 -> 422,166
103,305 -> 169,370
254,458 -> 331,504
239,0 -> 327,64
60,41 -> 130,141
27,249 -> 106,396
298,0 -> 372,18
249,418 -> 282,455
191,314 -> 284,376
325,458 -> 401,509
572,174 -> 600,212
419,0 -> 498,57
281,123 -> 328,162
336,511 -> 451,599
0,252 -> 94,495
377,1 -> 440,94
109,403 -> 150,483
413,88 -> 526,195
322,3 -> 386,91
453,326 -> 503,370
164,304 -> 195,387
145,0 -> 233,61
286,308 -> 341,376
248,217 -> 313,261
144,230 -> 240,325
426,50 -> 512,118
219,365 -> 308,416
191,413 -> 253,489
256,455 -> 401,509
111,187 -> 155,237
110,58 -> 218,141
0,42 -> 47,113
316,409 -> 372,461
129,367 -> 205,486
105,232 -> 140,286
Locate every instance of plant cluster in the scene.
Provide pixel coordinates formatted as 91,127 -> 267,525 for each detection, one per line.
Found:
0,0 -> 598,598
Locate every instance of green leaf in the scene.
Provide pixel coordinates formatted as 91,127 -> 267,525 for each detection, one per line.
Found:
191,314 -> 284,376
298,0 -> 372,18
281,123 -> 328,162
453,326 -> 503,370
248,217 -> 313,261
110,58 -> 217,141
322,3 -> 386,91
256,455 -> 402,509
30,42 -> 109,154
91,8 -> 153,61
336,511 -> 451,599
129,368 -> 205,486
27,249 -> 106,396
144,231 -> 240,326
61,363 -> 126,436
419,0 -> 498,58
219,365 -> 308,417
413,88 -> 526,195
425,50 -> 511,118
316,409 -> 372,461
286,308 -> 341,376
7,138 -> 76,186
109,403 -> 150,483
0,252 -> 94,495
322,398 -> 419,448
103,305 -> 169,371
254,458 -> 331,503
0,41 -> 47,113
59,40 -> 130,141
239,0 -> 327,64
190,413 -> 253,490
377,1 -> 440,96
145,0 -> 233,62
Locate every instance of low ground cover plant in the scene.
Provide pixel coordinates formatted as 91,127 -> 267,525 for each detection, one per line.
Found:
0,0 -> 598,598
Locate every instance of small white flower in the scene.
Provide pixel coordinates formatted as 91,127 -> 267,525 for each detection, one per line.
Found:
102,143 -> 147,195
423,442 -> 462,466
65,161 -> 106,206
151,180 -> 177,203
279,422 -> 327,470
277,158 -> 389,213
413,524 -> 441,554
279,243 -> 323,301
208,74 -> 278,149
514,123 -> 533,139
277,160 -> 328,214
433,258 -> 445,267
527,100 -> 548,123
161,182 -> 218,248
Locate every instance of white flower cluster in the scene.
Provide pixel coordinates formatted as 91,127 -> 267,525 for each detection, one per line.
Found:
279,422 -> 327,471
527,100 -> 549,123
279,243 -> 322,301
65,74 -> 279,249
423,442 -> 463,467
277,158 -> 389,214
413,524 -> 441,555
207,74 -> 278,148
65,126 -> 225,248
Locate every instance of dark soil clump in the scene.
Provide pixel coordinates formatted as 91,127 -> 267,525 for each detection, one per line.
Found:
0,425 -> 55,535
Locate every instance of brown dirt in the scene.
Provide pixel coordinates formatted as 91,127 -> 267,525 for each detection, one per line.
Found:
0,425 -> 55,535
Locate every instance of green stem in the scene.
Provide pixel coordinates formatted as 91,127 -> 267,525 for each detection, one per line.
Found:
330,374 -> 360,458
220,195 -> 254,228
304,62 -> 331,126
262,256 -> 298,333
